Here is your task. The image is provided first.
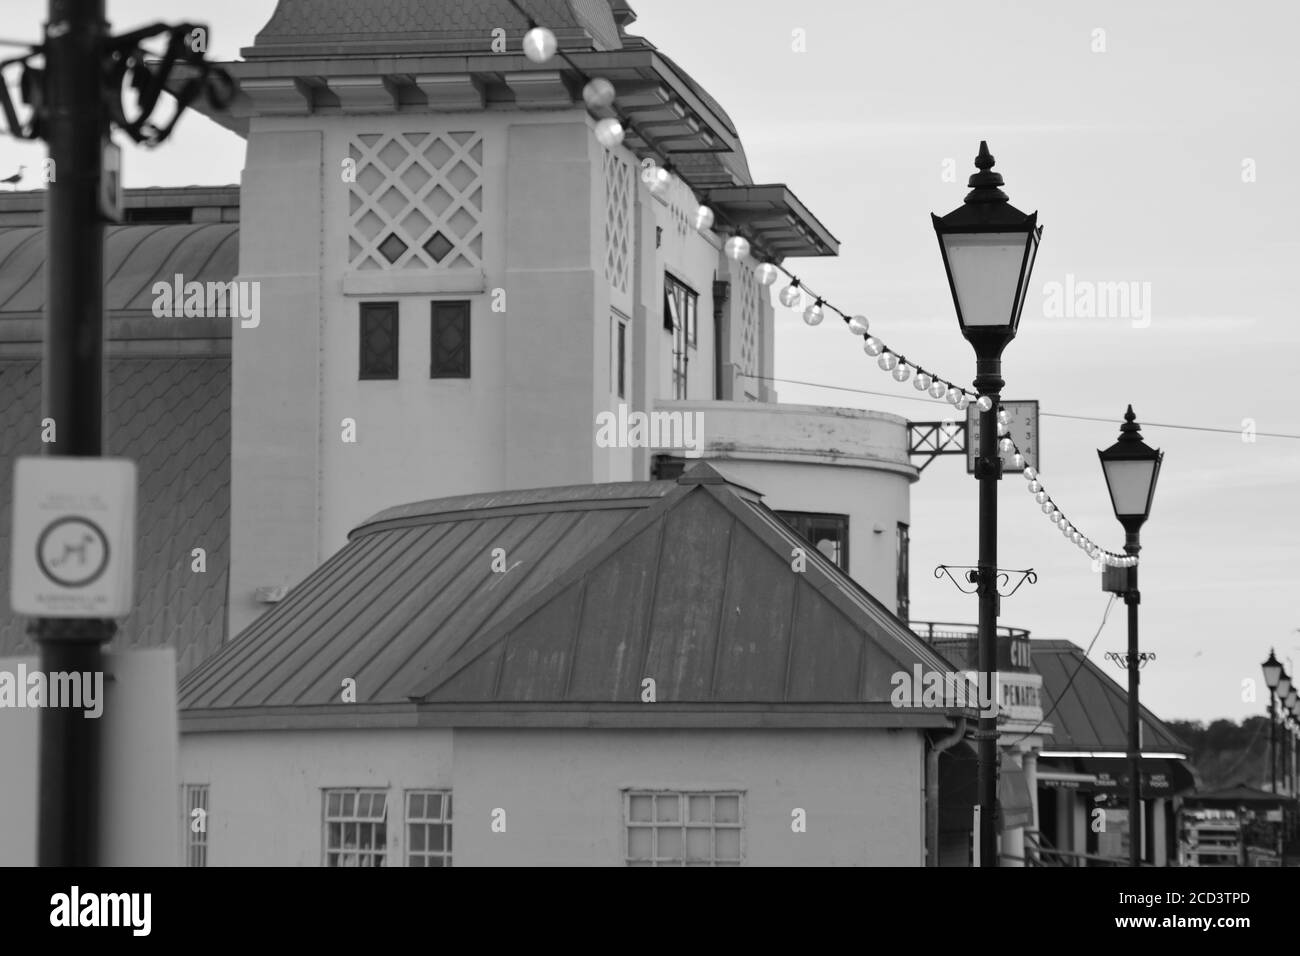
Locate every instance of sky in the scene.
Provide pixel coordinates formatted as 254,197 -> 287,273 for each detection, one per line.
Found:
2,0 -> 1297,725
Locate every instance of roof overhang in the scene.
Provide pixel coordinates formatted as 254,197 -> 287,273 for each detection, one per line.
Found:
170,48 -> 747,189
705,184 -> 839,261
180,701 -> 964,734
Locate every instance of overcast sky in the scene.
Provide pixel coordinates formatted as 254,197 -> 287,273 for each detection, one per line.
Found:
3,0 -> 1297,725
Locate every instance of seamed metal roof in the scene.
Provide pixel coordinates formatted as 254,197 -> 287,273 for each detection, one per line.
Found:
180,464 -> 962,732
1033,639 -> 1190,755
0,222 -> 238,317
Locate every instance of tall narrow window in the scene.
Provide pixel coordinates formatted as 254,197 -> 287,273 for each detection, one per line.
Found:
664,275 -> 697,400
360,302 -> 399,379
181,784 -> 208,867
617,316 -> 628,399
775,511 -> 849,573
897,522 -> 911,621
430,300 -> 470,377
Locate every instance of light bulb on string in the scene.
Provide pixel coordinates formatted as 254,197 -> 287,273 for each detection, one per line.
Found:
1035,491 -> 1048,504
954,393 -> 970,411
1011,453 -> 1024,469
998,437 -> 1013,454
863,336 -> 883,357
1028,480 -> 1041,494
724,235 -> 750,261
694,205 -> 715,231
997,409 -> 1011,427
582,77 -> 616,110
976,395 -> 994,413
803,300 -> 824,326
648,166 -> 672,196
594,118 -> 624,148
891,363 -> 911,383
755,263 -> 780,286
778,283 -> 802,309
848,315 -> 869,335
913,372 -> 931,391
1023,467 -> 1037,481
928,380 -> 947,400
523,26 -> 558,63
878,352 -> 899,371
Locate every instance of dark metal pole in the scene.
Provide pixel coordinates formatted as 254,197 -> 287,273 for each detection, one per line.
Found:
32,0 -> 113,867
1269,691 -> 1277,795
1125,530 -> 1141,868
975,352 -> 1003,867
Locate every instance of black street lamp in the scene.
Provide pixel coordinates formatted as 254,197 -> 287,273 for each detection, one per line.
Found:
1098,406 -> 1163,867
1263,650 -> 1283,794
1288,689 -> 1299,794
933,141 -> 1042,867
1277,669 -> 1293,794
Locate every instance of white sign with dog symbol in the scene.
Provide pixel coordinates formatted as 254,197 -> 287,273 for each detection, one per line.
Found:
9,457 -> 137,617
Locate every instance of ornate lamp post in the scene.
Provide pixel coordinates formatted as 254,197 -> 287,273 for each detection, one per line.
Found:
1098,406 -> 1163,866
1263,651 -> 1283,793
933,141 -> 1042,867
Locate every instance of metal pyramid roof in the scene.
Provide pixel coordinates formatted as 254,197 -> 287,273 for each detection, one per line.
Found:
180,464 -> 960,732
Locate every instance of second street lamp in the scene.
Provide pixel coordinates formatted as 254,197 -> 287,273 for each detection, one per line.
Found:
1263,650 -> 1282,793
933,141 -> 1042,867
1098,406 -> 1163,866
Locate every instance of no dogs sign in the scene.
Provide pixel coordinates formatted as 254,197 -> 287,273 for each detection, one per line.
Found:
9,457 -> 136,617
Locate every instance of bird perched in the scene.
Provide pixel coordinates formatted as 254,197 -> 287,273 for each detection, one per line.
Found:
1,165 -> 25,189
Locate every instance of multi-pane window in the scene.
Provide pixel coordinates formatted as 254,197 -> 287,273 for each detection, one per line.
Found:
405,790 -> 453,867
664,274 -> 697,399
897,522 -> 911,621
181,783 -> 208,867
625,791 -> 743,866
323,788 -> 388,867
430,300 -> 470,378
359,302 -> 399,379
776,511 -> 850,573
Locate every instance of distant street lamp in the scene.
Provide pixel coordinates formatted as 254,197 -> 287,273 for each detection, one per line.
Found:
1098,405 -> 1163,867
933,141 -> 1042,867
1288,689 -> 1300,794
1263,650 -> 1283,794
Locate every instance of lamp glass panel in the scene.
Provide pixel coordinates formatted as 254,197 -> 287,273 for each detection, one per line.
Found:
942,231 -> 1030,328
1102,458 -> 1157,518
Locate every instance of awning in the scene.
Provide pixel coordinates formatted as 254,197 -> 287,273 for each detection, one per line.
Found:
1000,767 -> 1034,831
1039,756 -> 1195,799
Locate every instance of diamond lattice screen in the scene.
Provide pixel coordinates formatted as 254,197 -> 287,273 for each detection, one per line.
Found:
738,261 -> 760,384
348,131 -> 484,270
604,149 -> 633,304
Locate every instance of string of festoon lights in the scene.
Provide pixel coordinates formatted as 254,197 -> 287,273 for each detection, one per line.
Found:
513,13 -> 1135,571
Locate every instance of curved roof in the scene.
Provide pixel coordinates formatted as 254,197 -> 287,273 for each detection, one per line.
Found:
179,464 -> 959,731
0,222 -> 238,316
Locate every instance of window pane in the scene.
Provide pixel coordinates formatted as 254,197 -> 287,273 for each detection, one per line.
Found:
343,822 -> 357,847
356,793 -> 371,817
410,825 -> 425,852
629,795 -> 653,822
657,826 -> 683,860
408,792 -> 424,819
714,795 -> 740,824
431,301 -> 470,377
426,794 -> 443,820
327,792 -> 341,817
686,828 -> 711,861
429,826 -> 445,852
327,822 -> 341,849
360,303 -> 399,379
427,856 -> 445,867
627,827 -> 653,859
715,828 -> 741,860
445,794 -> 453,821
655,795 -> 680,823
341,793 -> 355,817
688,795 -> 712,823
409,855 -> 426,868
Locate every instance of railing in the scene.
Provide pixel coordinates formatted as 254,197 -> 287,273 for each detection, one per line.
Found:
1015,829 -> 1134,867
909,621 -> 1030,642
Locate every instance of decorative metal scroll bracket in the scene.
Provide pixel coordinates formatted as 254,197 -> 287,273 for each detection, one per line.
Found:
1104,651 -> 1157,670
933,565 -> 1038,598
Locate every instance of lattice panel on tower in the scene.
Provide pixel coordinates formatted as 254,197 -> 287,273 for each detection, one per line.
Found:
738,261 -> 760,388
603,148 -> 633,299
348,131 -> 484,271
